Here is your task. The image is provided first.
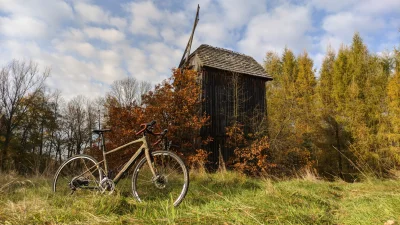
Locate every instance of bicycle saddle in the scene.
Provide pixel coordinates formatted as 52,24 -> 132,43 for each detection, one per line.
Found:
92,129 -> 112,134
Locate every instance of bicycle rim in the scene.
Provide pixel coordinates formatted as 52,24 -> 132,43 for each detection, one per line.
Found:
132,151 -> 189,206
53,155 -> 103,195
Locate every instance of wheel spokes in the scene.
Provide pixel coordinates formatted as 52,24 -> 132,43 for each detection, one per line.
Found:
133,152 -> 188,206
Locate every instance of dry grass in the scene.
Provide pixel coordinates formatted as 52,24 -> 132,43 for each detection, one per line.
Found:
1,171 -> 400,224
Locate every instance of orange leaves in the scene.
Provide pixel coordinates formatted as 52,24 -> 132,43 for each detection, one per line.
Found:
232,135 -> 274,176
188,149 -> 211,171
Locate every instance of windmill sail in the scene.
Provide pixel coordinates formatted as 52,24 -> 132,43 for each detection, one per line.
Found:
179,5 -> 200,68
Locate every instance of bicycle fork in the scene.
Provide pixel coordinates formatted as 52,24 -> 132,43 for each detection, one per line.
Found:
144,141 -> 157,178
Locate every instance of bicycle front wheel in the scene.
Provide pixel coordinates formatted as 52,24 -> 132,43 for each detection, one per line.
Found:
132,151 -> 189,206
53,155 -> 103,195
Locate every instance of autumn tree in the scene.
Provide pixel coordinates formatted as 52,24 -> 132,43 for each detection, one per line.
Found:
295,51 -> 317,153
142,69 -> 209,155
316,47 -> 343,175
264,49 -> 313,175
265,49 -> 296,154
0,60 -> 49,170
103,69 -> 209,169
382,48 -> 400,167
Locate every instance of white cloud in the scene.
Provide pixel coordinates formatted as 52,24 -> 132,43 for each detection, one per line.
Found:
109,17 -> 128,30
53,40 -> 96,58
126,1 -> 163,37
97,49 -> 126,83
238,4 -> 313,61
0,0 -> 73,24
0,16 -> 47,38
123,47 -> 150,80
217,0 -> 266,28
323,12 -> 386,40
74,2 -> 127,30
0,40 -> 42,60
319,35 -> 345,52
83,27 -> 125,43
121,42 -> 181,84
318,12 -> 387,53
310,0 -> 357,12
0,39 -> 100,100
147,42 -> 181,73
311,0 -> 400,15
356,0 -> 400,15
196,23 -> 230,47
61,28 -> 86,41
74,2 -> 106,23
161,28 -> 177,43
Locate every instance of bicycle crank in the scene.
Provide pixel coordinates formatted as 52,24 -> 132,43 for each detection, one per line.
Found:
70,176 -> 89,191
100,178 -> 115,194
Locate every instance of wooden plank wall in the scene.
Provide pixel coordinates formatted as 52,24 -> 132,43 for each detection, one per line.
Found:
200,67 -> 268,167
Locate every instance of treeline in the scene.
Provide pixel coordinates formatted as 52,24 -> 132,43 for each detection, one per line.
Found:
1,33 -> 399,179
0,60 -> 152,174
265,33 -> 400,178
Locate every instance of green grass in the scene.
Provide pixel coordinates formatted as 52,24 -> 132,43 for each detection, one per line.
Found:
1,172 -> 400,224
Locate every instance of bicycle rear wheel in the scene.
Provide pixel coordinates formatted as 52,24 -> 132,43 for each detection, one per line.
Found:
53,155 -> 103,195
132,151 -> 189,206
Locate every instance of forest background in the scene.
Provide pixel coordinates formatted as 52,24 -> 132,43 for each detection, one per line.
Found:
0,33 -> 399,180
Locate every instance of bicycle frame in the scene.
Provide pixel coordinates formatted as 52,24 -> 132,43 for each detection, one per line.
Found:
95,133 -> 156,185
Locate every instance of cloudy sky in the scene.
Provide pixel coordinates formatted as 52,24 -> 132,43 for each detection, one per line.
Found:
0,0 -> 399,100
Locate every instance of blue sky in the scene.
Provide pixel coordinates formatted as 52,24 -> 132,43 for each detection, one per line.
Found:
0,0 -> 399,100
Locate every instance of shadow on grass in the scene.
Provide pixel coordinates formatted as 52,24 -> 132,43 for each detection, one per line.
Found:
184,172 -> 262,206
112,171 -> 262,207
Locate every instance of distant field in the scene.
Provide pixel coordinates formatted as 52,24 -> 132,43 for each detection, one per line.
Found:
0,172 -> 399,224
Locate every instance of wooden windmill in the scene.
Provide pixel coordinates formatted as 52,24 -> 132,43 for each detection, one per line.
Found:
177,5 -> 273,167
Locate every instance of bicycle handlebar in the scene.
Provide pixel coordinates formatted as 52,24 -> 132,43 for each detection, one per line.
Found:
147,120 -> 156,127
135,120 -> 165,136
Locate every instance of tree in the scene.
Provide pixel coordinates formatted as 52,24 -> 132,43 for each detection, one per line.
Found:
294,51 -> 317,164
384,48 -> 400,166
143,69 -> 209,155
265,49 -> 296,154
320,34 -> 393,176
345,34 -> 389,174
104,69 -> 209,169
109,77 -> 151,107
16,89 -> 57,172
63,96 -> 94,157
264,49 -> 312,175
316,47 -> 350,176
0,60 -> 49,170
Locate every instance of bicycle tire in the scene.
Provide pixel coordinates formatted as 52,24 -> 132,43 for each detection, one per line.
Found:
131,151 -> 189,206
53,154 -> 103,195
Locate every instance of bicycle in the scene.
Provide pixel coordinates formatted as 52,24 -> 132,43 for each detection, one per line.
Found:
52,121 -> 189,207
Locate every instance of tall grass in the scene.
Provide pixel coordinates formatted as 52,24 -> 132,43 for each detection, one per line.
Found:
0,171 -> 400,224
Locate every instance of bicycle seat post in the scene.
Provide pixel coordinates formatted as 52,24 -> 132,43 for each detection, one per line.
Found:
100,132 -> 108,177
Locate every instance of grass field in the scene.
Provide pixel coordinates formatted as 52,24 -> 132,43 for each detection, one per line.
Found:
0,171 -> 399,224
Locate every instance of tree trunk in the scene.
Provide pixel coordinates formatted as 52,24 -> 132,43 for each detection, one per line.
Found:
39,120 -> 44,156
335,124 -> 343,179
218,144 -> 226,172
1,124 -> 12,171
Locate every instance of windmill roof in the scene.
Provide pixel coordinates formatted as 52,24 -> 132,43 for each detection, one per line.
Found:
189,44 -> 272,80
